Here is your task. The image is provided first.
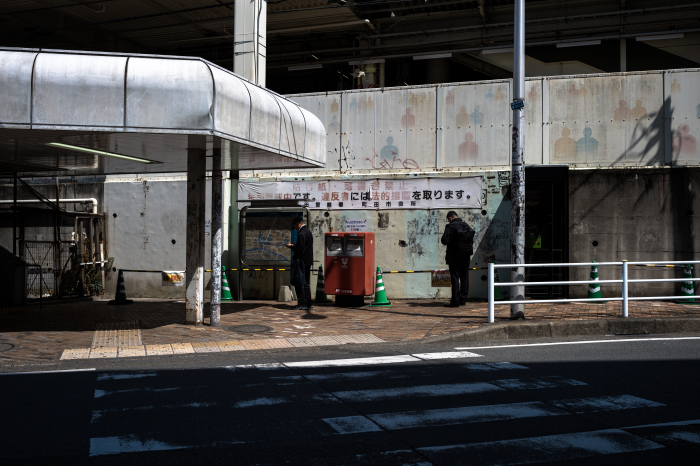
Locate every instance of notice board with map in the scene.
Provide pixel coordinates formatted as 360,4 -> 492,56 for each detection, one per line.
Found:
243,211 -> 304,262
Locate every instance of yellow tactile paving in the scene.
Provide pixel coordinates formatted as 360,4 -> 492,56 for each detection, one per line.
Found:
118,345 -> 146,357
193,345 -> 221,353
219,345 -> 246,352
171,343 -> 195,354
145,344 -> 173,356
240,339 -> 270,350
261,339 -> 294,349
89,346 -> 118,359
216,340 -> 243,347
58,334 -> 385,359
60,348 -> 91,360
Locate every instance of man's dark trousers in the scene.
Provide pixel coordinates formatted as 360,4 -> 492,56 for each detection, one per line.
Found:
295,265 -> 312,308
449,262 -> 469,305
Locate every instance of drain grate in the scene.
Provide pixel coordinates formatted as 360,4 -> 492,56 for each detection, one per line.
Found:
226,324 -> 273,334
0,343 -> 15,353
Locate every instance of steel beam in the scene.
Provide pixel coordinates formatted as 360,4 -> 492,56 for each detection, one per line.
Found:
210,137 -> 223,327
186,135 -> 207,325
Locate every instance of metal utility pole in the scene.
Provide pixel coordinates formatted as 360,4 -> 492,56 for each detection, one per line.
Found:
210,138 -> 223,327
510,0 -> 526,319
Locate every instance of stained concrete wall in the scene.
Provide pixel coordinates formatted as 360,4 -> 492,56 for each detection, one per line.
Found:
569,168 -> 700,298
239,170 -> 512,300
102,175 -> 226,299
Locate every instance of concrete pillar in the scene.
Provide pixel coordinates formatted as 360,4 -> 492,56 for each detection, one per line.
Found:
234,0 -> 267,86
210,137 -> 223,327
186,135 -> 207,325
427,58 -> 449,84
620,39 -> 627,72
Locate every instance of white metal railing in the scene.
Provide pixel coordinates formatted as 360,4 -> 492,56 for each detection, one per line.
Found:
487,260 -> 700,323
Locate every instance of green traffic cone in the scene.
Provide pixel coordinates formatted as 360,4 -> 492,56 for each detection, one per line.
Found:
494,265 -> 506,301
370,266 -> 392,307
221,266 -> 233,302
108,269 -> 133,305
675,265 -> 700,304
313,265 -> 332,303
586,261 -> 606,304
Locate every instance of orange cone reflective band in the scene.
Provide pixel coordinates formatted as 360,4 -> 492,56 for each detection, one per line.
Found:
370,266 -> 392,307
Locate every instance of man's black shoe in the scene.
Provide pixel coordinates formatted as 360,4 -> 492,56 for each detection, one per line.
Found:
444,303 -> 460,308
298,306 -> 309,311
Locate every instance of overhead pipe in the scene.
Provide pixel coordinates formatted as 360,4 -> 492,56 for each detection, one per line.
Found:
0,198 -> 98,214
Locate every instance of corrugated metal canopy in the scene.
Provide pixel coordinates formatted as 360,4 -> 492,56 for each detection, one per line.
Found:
0,47 -> 326,176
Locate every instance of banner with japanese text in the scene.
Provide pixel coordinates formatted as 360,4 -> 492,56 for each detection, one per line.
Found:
238,177 -> 482,210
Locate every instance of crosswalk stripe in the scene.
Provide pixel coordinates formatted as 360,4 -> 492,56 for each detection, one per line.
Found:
283,355 -> 420,368
301,362 -> 529,383
490,376 -> 587,390
465,362 -> 529,371
90,436 -> 187,456
412,351 -> 482,360
332,382 -> 502,402
550,395 -> 665,413
418,429 -> 664,465
324,401 -> 568,433
227,351 -> 484,370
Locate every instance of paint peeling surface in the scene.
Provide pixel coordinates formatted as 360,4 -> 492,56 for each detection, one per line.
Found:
90,436 -> 186,456
419,429 -> 663,465
331,382 -> 503,402
490,376 -> 587,390
325,402 -> 568,433
550,395 -> 665,413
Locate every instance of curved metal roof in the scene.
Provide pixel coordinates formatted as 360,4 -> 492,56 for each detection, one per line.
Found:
0,47 -> 325,175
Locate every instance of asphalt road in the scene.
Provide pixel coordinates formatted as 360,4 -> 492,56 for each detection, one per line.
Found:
3,334 -> 700,465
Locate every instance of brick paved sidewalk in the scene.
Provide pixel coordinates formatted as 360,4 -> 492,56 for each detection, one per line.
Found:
1,298 -> 699,365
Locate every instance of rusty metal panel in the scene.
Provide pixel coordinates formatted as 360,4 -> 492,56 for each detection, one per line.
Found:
209,65 -> 251,141
126,57 -> 213,130
548,72 -> 665,167
290,92 -> 340,170
439,80 -> 511,169
524,78 -> 543,165
34,53 -> 127,127
666,70 -> 700,166
341,89 -> 376,171
0,51 -> 36,126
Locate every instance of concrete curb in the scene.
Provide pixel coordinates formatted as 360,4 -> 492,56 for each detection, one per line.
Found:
422,317 -> 700,344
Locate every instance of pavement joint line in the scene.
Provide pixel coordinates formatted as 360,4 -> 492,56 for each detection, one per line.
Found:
454,336 -> 700,350
59,333 -> 386,360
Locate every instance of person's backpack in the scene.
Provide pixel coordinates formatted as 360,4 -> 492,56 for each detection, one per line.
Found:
456,225 -> 475,256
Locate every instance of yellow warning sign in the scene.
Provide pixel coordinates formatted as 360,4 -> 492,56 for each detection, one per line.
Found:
431,269 -> 451,287
162,271 -> 184,287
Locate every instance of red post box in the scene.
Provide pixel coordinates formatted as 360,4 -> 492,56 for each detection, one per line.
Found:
324,232 -> 375,306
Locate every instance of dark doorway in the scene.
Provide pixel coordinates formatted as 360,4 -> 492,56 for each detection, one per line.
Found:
524,166 -> 569,298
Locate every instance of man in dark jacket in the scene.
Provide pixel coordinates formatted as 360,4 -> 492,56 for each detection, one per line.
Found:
286,216 -> 313,310
440,211 -> 475,307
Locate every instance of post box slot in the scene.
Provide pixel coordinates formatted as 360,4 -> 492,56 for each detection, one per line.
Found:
345,238 -> 364,257
326,237 -> 345,257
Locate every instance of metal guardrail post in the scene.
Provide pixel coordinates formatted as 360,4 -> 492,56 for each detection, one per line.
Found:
622,261 -> 629,317
488,263 -> 495,323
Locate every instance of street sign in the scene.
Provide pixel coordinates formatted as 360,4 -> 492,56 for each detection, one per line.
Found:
510,99 -> 524,110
